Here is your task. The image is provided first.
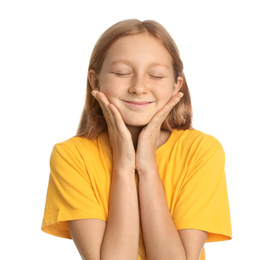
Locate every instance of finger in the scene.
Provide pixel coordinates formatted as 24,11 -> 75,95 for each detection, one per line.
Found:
108,103 -> 129,134
148,92 -> 183,129
154,93 -> 182,121
92,91 -> 132,143
91,90 -> 114,127
92,91 -> 127,134
163,92 -> 184,111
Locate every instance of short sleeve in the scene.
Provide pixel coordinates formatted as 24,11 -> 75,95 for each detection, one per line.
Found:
173,136 -> 232,242
41,142 -> 106,239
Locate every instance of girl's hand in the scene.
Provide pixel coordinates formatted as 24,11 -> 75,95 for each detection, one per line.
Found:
135,92 -> 184,175
91,90 -> 135,172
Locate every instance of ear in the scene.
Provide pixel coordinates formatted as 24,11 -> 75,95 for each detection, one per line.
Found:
173,76 -> 183,95
88,69 -> 100,90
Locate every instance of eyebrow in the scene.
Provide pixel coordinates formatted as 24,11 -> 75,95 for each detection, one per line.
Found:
110,58 -> 132,66
110,58 -> 171,70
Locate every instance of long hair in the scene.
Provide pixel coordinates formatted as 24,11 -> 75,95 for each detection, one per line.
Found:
76,19 -> 192,138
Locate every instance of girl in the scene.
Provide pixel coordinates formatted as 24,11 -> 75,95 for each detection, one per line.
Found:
42,19 -> 232,260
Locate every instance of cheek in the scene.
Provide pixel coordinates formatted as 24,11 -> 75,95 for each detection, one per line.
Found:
99,76 -> 127,97
154,86 -> 173,105
158,96 -> 172,110
98,76 -> 115,94
150,78 -> 174,96
98,83 -> 121,105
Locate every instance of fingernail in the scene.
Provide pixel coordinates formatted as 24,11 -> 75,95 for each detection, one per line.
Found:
91,90 -> 96,97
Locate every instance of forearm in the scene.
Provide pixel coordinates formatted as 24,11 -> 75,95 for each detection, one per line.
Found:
101,168 -> 139,260
138,170 -> 186,260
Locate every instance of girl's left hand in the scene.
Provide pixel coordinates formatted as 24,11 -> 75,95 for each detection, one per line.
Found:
135,92 -> 183,175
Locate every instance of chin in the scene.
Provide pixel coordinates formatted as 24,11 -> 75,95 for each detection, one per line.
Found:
123,119 -> 150,127
121,114 -> 154,127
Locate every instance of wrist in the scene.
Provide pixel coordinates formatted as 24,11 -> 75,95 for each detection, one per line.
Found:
136,165 -> 159,179
112,166 -> 136,177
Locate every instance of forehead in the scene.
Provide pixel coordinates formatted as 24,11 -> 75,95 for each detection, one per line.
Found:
103,33 -> 173,68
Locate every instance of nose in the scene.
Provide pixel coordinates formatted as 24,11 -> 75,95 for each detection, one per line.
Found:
128,75 -> 148,95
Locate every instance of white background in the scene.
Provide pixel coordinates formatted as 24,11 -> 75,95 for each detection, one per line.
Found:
1,0 -> 255,259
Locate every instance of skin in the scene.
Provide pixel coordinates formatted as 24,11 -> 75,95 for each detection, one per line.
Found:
68,33 -> 208,260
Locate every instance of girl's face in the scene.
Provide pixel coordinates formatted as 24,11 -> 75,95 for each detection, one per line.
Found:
90,33 -> 183,128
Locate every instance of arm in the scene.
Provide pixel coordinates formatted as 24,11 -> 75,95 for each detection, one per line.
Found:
138,171 -> 207,260
68,90 -> 139,260
100,169 -> 139,259
68,169 -> 139,260
136,92 -> 207,260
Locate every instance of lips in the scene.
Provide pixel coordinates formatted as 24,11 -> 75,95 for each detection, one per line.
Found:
121,100 -> 154,108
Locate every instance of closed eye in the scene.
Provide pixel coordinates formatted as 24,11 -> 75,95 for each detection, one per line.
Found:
111,72 -> 131,77
150,75 -> 164,79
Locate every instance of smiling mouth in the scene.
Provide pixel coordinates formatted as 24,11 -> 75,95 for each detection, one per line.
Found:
121,100 -> 154,108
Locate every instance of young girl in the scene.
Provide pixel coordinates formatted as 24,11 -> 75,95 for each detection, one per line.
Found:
42,19 -> 232,260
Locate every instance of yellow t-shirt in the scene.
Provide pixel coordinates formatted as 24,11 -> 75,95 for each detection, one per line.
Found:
42,129 -> 232,259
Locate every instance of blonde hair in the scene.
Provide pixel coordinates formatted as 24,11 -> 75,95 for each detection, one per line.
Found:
77,19 -> 192,138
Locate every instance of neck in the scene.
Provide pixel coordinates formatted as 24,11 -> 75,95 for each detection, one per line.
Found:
126,125 -> 172,151
126,125 -> 144,150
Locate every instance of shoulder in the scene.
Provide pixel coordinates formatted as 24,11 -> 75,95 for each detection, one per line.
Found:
173,128 -> 223,151
54,135 -> 97,151
50,132 -> 110,164
53,132 -> 109,154
170,129 -> 225,164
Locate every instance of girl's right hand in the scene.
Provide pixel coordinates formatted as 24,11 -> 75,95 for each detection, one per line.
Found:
91,90 -> 135,172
